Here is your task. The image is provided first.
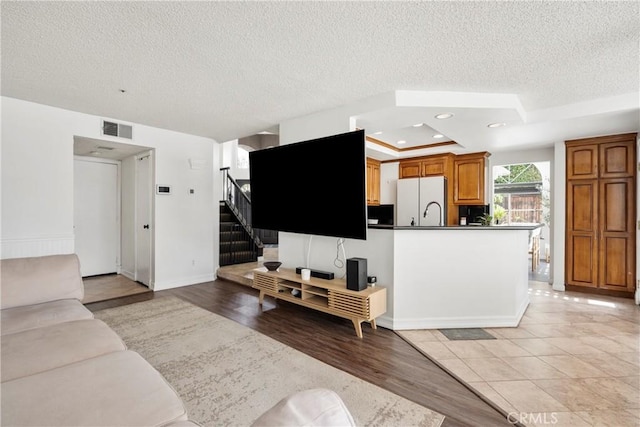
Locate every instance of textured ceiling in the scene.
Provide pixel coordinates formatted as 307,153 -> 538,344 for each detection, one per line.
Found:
2,1 -> 639,155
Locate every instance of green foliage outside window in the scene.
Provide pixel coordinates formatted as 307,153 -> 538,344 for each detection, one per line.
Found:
494,164 -> 542,184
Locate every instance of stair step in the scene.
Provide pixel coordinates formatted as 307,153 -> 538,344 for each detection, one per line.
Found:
220,241 -> 252,251
220,231 -> 247,240
219,250 -> 257,266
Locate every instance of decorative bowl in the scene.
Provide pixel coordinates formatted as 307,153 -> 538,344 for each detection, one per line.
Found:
263,261 -> 282,271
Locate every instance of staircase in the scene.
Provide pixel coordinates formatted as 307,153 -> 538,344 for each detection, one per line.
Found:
219,168 -> 263,266
219,202 -> 262,266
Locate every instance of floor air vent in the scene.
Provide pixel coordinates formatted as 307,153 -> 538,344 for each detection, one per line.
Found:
102,120 -> 133,139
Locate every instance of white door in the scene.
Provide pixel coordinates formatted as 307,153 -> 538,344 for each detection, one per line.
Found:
74,159 -> 119,276
396,178 -> 419,226
135,153 -> 152,286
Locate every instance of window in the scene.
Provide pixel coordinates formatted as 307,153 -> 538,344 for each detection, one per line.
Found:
237,146 -> 249,169
493,163 -> 546,225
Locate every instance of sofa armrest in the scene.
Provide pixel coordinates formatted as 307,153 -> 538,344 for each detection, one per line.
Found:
1,254 -> 84,309
251,388 -> 355,427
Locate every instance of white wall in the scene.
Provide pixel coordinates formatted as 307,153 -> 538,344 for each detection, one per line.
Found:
552,142 -> 566,291
1,96 -> 219,291
1,98 -> 76,255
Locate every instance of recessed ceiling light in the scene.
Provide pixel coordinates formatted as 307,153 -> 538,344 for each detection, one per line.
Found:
435,113 -> 453,119
433,134 -> 444,139
373,131 -> 383,135
397,140 -> 406,144
412,123 -> 423,127
487,122 -> 506,128
90,151 -> 101,155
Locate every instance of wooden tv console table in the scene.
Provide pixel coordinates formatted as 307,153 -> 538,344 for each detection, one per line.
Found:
253,268 -> 387,338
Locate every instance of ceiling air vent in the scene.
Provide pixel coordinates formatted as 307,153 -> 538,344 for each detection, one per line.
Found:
102,120 -> 133,139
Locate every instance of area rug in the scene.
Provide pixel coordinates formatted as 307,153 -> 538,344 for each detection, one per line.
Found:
95,297 -> 445,427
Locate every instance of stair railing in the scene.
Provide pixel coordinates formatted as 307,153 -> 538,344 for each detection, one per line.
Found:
220,167 -> 263,250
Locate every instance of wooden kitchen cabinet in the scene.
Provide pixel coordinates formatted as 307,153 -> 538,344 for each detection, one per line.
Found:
565,133 -> 636,295
599,140 -> 636,178
399,160 -> 421,179
453,152 -> 490,205
399,154 -> 452,178
366,158 -> 380,206
566,144 -> 598,180
421,155 -> 449,176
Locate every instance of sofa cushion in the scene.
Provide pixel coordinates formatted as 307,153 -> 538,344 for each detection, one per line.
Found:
0,299 -> 93,336
1,350 -> 188,426
1,254 -> 84,309
251,388 -> 356,427
1,319 -> 126,382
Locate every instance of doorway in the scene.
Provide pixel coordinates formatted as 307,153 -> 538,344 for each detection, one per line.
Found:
493,162 -> 551,282
73,136 -> 154,301
73,157 -> 119,277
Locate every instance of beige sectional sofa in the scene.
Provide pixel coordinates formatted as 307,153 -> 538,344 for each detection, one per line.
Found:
1,254 -> 195,426
1,254 -> 355,426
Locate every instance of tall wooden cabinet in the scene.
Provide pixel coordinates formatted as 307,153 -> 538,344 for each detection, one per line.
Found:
565,133 -> 637,294
366,158 -> 380,206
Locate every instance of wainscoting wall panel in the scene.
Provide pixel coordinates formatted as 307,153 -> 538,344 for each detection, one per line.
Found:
1,235 -> 74,259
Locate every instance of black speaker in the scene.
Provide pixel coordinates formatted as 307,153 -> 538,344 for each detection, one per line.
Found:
346,258 -> 367,291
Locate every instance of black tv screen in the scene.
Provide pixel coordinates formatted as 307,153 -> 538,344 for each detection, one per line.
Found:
249,129 -> 367,240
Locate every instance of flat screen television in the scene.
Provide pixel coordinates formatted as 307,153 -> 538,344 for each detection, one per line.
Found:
249,129 -> 367,240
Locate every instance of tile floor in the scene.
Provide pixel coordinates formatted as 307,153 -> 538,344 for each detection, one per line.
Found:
398,282 -> 640,427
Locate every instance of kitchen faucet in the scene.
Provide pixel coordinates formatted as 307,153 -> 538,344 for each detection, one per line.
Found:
423,201 -> 444,226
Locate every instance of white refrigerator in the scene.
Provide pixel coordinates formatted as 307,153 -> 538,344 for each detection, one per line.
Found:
396,176 -> 447,226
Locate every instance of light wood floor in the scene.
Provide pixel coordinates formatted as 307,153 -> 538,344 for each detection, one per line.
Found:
86,275 -> 513,427
82,274 -> 150,304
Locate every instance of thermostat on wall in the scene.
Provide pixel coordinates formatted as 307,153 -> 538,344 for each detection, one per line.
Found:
156,185 -> 172,195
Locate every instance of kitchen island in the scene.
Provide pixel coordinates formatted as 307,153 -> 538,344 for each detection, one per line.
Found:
278,224 -> 541,330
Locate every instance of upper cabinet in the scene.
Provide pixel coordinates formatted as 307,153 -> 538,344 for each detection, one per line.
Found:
366,158 -> 381,206
421,154 -> 451,177
453,152 -> 490,205
398,160 -> 421,179
567,134 -> 636,180
599,140 -> 635,178
399,154 -> 453,179
566,144 -> 598,179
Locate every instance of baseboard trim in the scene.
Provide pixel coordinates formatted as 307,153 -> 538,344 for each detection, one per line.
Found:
120,270 -> 136,281
566,284 -> 634,299
153,273 -> 216,291
387,312 -> 529,330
